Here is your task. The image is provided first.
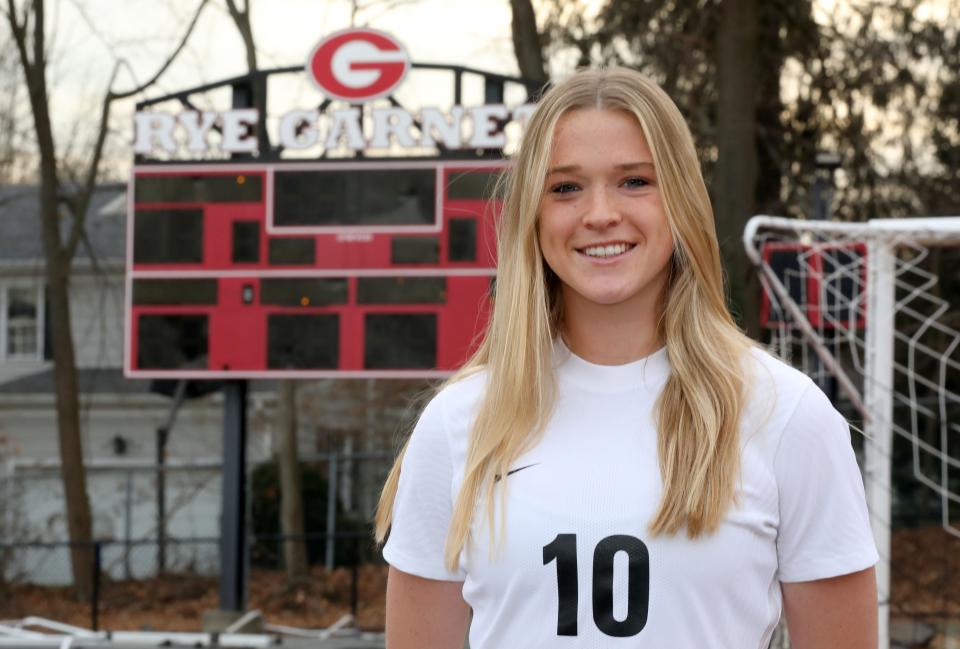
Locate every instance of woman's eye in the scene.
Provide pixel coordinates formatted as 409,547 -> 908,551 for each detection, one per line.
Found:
623,176 -> 650,189
550,182 -> 579,194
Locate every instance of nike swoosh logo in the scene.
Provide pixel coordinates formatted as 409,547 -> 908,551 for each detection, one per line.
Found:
494,463 -> 540,482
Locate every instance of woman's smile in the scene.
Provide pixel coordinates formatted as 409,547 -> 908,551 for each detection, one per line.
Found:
576,241 -> 637,260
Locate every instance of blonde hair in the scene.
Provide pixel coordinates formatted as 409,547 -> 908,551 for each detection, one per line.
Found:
375,67 -> 752,571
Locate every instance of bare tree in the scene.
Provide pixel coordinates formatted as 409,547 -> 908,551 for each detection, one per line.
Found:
349,0 -> 420,27
509,0 -> 547,84
224,0 -> 270,151
0,31 -> 27,183
2,0 -> 208,600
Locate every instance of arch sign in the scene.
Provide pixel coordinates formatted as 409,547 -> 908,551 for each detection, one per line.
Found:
133,28 -> 535,157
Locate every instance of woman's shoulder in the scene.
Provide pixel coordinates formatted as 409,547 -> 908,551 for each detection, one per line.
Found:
744,345 -> 815,395
418,366 -> 489,433
740,345 -> 828,435
437,366 -> 489,405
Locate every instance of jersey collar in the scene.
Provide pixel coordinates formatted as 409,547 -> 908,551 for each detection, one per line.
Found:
552,337 -> 670,393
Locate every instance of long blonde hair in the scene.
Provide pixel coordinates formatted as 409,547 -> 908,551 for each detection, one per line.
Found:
375,67 -> 752,571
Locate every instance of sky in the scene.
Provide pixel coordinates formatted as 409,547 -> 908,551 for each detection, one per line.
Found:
31,0 -> 564,177
14,0 -> 956,180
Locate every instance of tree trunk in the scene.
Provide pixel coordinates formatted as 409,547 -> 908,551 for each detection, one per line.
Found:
715,0 -> 760,336
277,381 -> 308,581
6,0 -> 95,601
225,0 -> 270,152
7,0 -> 207,601
509,0 -> 547,84
47,262 -> 95,601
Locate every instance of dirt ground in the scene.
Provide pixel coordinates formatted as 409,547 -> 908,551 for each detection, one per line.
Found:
0,564 -> 388,632
889,525 -> 960,620
1,526 -> 958,634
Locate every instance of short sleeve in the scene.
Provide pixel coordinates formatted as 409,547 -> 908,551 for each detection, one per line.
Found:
774,382 -> 879,582
382,394 -> 467,581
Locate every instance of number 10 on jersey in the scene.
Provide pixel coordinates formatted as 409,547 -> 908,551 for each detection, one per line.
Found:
542,533 -> 650,637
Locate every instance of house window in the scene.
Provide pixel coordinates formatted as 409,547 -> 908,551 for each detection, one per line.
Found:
2,285 -> 45,361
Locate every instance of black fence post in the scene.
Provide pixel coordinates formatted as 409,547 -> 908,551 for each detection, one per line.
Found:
351,535 -> 359,625
219,380 -> 249,612
91,541 -> 101,631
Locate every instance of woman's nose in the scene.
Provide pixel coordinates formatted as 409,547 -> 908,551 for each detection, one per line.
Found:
581,188 -> 621,229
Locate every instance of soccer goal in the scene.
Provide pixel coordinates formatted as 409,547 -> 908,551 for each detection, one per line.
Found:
743,215 -> 960,649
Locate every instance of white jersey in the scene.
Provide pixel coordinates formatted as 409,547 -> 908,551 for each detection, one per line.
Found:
383,342 -> 878,649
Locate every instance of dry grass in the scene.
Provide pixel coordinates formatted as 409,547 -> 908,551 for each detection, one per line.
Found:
0,564 -> 387,632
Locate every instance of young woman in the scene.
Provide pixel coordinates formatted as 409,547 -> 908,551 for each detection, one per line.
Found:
375,67 -> 878,649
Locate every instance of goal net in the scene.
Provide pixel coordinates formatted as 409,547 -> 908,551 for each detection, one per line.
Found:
743,215 -> 960,649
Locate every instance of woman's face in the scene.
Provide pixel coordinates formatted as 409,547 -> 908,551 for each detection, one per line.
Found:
537,108 -> 675,319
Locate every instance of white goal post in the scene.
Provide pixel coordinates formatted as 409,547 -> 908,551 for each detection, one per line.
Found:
743,215 -> 960,649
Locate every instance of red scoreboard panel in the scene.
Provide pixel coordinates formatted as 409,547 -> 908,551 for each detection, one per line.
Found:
759,241 -> 868,330
125,160 -> 503,378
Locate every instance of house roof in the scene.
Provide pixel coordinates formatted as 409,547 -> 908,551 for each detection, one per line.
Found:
0,367 -> 149,394
0,184 -> 127,263
0,366 -> 277,396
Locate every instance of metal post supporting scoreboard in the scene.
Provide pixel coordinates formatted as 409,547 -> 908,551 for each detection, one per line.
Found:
219,379 -> 248,612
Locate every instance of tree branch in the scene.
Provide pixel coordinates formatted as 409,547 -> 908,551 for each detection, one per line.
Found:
6,0 -> 30,75
3,0 -> 22,35
356,0 -> 420,26
110,0 -> 209,101
63,61 -> 117,261
224,0 -> 256,72
31,0 -> 42,78
63,0 -> 209,261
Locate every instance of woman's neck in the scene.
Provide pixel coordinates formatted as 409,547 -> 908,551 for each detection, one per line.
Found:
559,294 -> 664,365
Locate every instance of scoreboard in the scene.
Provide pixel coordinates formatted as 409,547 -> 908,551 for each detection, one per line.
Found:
125,160 -> 503,378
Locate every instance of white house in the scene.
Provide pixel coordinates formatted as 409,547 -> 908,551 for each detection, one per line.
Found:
0,185 -> 424,585
0,185 -> 260,584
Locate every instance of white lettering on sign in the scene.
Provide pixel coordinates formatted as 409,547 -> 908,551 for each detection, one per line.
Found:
133,103 -> 536,155
511,103 -> 537,129
419,106 -> 463,149
370,107 -> 416,148
333,41 -> 407,89
133,112 -> 177,154
221,109 -> 259,153
325,108 -> 366,150
279,110 -> 320,149
336,232 -> 375,242
468,104 -> 509,149
178,111 -> 218,152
